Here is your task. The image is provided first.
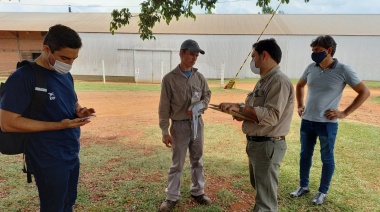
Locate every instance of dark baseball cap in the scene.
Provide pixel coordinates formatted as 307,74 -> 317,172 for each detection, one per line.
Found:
180,39 -> 205,55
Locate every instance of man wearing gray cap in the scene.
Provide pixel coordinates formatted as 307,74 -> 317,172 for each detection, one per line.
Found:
159,39 -> 211,211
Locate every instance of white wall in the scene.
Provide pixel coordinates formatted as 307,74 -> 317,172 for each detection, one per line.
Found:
71,33 -> 380,82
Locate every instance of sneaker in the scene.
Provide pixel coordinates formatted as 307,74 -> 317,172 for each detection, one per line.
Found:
160,199 -> 178,212
290,187 -> 310,197
191,194 -> 212,205
312,192 -> 326,205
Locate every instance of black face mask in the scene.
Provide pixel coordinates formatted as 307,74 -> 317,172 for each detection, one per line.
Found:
311,51 -> 327,64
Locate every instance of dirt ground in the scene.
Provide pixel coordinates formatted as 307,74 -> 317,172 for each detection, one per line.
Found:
77,81 -> 379,211
78,81 -> 380,131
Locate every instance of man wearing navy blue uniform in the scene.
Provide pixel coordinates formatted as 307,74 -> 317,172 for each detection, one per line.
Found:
0,24 -> 95,211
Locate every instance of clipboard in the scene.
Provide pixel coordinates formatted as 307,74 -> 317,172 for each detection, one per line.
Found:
209,104 -> 256,122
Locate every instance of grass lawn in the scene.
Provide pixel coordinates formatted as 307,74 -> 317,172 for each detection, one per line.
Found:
1,81 -> 379,211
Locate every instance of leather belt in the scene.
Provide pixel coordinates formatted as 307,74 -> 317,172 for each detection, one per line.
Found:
246,135 -> 285,142
174,115 -> 201,122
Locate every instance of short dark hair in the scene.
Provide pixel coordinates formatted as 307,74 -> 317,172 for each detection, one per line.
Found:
310,35 -> 337,56
43,24 -> 82,53
253,38 -> 282,64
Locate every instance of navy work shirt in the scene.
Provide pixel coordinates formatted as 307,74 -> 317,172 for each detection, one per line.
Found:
0,64 -> 80,168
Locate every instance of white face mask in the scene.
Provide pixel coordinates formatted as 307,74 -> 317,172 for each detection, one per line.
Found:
48,54 -> 72,74
250,61 -> 260,75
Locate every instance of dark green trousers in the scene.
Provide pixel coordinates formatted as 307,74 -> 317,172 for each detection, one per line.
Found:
247,139 -> 287,212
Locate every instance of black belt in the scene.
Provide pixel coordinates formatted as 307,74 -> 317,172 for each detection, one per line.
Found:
246,135 -> 285,142
174,115 -> 201,122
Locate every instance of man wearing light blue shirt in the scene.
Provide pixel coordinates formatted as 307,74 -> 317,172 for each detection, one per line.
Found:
290,35 -> 370,205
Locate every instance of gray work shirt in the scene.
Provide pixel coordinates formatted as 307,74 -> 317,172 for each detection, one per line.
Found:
159,64 -> 211,136
243,65 -> 294,137
301,59 -> 362,123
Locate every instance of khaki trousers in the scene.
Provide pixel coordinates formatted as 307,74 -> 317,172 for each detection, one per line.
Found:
247,139 -> 287,212
165,118 -> 205,201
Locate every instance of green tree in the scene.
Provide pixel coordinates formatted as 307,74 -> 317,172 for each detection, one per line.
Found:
259,5 -> 275,14
259,4 -> 285,14
110,0 -> 309,40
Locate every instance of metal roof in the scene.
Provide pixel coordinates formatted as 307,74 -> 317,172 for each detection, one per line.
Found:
0,12 -> 379,36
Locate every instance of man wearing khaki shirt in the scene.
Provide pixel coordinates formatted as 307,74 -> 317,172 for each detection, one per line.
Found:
220,38 -> 294,212
159,39 -> 211,211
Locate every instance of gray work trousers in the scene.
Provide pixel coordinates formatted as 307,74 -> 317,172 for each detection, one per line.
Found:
246,139 -> 287,212
165,118 -> 205,201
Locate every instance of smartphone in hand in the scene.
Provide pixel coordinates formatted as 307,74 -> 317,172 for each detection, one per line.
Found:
79,115 -> 96,121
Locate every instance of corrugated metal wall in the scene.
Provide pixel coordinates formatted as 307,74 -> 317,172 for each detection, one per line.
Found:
71,33 -> 380,82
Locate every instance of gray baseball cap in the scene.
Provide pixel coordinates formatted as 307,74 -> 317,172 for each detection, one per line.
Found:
180,39 -> 205,55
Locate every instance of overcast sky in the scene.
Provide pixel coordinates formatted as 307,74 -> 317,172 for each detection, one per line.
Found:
0,0 -> 379,14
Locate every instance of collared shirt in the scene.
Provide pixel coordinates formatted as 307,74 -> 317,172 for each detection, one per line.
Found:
159,64 -> 211,135
242,65 -> 294,137
301,59 -> 361,123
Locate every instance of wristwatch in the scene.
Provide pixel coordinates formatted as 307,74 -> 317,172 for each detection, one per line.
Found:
238,102 -> 245,113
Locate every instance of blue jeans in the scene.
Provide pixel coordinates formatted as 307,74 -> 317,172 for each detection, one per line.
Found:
30,157 -> 80,212
299,119 -> 338,194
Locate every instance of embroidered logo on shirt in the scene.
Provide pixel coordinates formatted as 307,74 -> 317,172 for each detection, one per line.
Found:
35,87 -> 47,92
48,92 -> 56,100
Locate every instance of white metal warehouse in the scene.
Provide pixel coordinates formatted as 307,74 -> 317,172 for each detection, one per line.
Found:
0,12 -> 379,82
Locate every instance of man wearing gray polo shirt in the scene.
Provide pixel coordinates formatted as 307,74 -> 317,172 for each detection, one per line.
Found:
220,38 -> 294,212
159,39 -> 212,211
290,35 -> 370,205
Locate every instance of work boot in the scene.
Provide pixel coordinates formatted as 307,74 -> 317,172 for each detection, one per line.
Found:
290,187 -> 310,197
191,194 -> 212,205
159,199 -> 178,212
